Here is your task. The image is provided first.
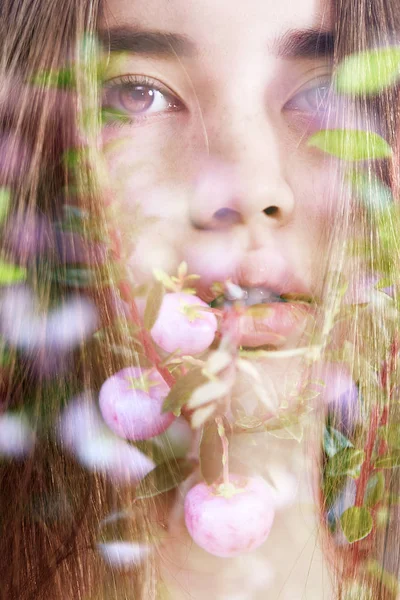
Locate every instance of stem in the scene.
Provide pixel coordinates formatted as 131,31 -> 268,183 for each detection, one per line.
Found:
351,406 -> 380,574
355,406 -> 380,507
380,336 -> 399,398
355,336 -> 398,507
109,228 -> 122,261
119,280 -> 176,388
378,405 -> 389,456
216,416 -> 230,486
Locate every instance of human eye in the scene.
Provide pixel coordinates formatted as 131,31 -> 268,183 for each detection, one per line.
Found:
283,77 -> 333,116
101,74 -> 184,126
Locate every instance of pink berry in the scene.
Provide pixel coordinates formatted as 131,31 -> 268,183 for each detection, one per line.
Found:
184,475 -> 275,558
150,292 -> 217,355
99,367 -> 174,441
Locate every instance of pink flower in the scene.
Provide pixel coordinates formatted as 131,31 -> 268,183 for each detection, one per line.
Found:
0,286 -> 98,352
59,393 -> 155,483
0,412 -> 35,458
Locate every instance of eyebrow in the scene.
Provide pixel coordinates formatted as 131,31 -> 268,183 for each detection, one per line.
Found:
98,27 -> 196,58
275,28 -> 335,59
98,25 -> 334,61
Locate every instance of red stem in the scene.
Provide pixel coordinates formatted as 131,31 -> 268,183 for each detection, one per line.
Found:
119,280 -> 176,388
380,337 -> 399,394
109,228 -> 122,261
355,406 -> 380,507
354,336 -> 397,508
343,339 -> 398,576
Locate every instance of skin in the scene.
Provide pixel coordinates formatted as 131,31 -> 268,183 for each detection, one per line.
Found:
98,0 -> 339,597
99,0 -> 339,307
98,0 -> 344,436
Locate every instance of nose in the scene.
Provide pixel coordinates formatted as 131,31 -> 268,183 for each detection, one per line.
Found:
189,113 -> 295,231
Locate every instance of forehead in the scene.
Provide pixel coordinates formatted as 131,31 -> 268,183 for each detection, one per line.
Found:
100,0 -> 332,48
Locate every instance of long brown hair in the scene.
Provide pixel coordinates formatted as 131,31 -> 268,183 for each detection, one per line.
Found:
0,2 -> 158,599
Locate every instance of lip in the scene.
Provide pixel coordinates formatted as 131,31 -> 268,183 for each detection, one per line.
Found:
199,286 -> 316,349
188,243 -> 317,348
200,277 -> 315,349
237,299 -> 314,348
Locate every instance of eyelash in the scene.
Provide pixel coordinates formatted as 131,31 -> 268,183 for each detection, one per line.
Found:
101,74 -> 334,128
284,77 -> 333,115
101,74 -> 184,127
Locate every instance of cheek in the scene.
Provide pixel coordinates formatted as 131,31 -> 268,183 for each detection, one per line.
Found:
284,158 -> 345,290
101,129 -> 203,283
293,154 -> 344,225
101,122 -> 206,218
128,223 -> 183,285
101,118 -> 202,192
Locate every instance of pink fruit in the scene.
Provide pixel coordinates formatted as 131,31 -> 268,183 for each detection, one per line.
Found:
184,475 -> 275,558
150,292 -> 217,355
99,367 -> 174,441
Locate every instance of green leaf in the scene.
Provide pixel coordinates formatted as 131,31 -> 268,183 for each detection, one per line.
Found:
348,171 -> 392,211
0,346 -> 11,368
365,559 -> 400,596
134,439 -> 172,466
326,448 -> 365,478
335,47 -> 400,95
78,34 -> 101,63
62,149 -> 90,170
268,422 -> 304,443
374,450 -> 400,469
323,475 -> 346,509
376,277 -> 394,291
53,267 -> 97,288
143,281 -> 165,330
191,403 -> 218,429
382,424 -> 400,449
340,506 -> 373,543
135,458 -> 195,500
152,268 -> 176,291
178,261 -> 188,279
308,129 -> 392,161
234,412 -> 264,431
342,581 -> 374,600
364,472 -> 385,508
32,68 -> 76,89
59,204 -> 90,235
101,108 -> 132,126
323,426 -> 354,458
0,188 -> 10,225
162,368 -> 208,416
186,379 -> 231,410
0,261 -> 26,285
203,350 -> 232,376
199,418 -> 224,485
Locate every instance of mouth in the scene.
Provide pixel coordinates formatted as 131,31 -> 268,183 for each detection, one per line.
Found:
209,283 -> 316,349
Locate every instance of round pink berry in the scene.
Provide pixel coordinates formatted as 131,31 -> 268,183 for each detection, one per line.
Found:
99,367 -> 174,441
184,475 -> 275,558
150,292 -> 217,355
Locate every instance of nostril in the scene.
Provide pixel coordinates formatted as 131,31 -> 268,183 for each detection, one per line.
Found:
213,207 -> 242,226
263,206 -> 279,216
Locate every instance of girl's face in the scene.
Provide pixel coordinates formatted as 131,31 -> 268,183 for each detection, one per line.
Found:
99,0 -> 337,351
